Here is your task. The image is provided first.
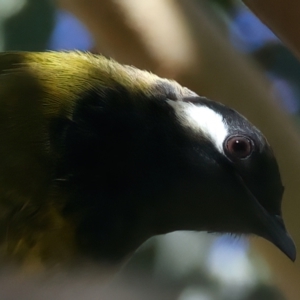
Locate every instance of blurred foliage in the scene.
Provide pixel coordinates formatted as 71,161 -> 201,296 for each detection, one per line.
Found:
244,285 -> 285,300
2,0 -> 55,51
208,0 -> 237,11
253,44 -> 300,82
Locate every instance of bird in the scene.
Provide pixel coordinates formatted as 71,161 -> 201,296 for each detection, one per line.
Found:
0,51 -> 295,268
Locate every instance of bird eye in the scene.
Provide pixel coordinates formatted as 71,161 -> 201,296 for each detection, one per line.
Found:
224,135 -> 253,160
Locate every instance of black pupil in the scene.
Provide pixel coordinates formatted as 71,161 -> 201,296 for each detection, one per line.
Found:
232,139 -> 248,154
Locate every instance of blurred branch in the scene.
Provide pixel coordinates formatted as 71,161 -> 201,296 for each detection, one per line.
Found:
57,0 -> 300,298
244,0 -> 300,60
58,0 -> 196,77
0,269 -> 177,300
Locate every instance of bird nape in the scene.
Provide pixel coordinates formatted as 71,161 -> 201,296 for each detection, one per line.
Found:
0,51 -> 296,268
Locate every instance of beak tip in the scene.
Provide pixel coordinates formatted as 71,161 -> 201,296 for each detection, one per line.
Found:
264,230 -> 296,262
257,214 -> 297,262
283,237 -> 296,262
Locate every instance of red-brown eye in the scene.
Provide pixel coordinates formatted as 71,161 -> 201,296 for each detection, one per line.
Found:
224,135 -> 253,159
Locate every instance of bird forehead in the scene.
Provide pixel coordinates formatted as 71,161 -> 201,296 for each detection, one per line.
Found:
167,100 -> 228,153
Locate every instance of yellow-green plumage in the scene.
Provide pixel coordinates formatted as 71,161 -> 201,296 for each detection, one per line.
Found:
0,52 -> 188,267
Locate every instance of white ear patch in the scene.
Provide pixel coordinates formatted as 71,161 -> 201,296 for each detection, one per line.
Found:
167,100 -> 228,153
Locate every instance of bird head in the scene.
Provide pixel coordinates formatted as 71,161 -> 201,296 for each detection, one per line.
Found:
161,94 -> 295,262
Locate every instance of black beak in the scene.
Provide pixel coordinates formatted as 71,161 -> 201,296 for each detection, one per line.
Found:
236,174 -> 296,262
259,214 -> 296,262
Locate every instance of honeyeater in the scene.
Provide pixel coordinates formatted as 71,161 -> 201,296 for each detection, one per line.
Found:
0,51 -> 295,267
